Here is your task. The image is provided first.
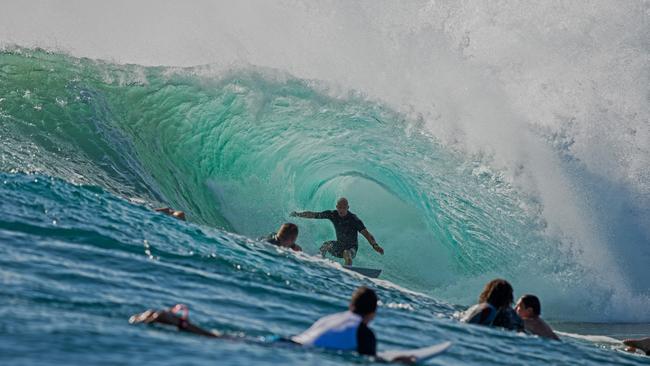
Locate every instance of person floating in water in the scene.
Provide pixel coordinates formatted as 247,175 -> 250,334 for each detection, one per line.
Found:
514,294 -> 559,340
461,278 -> 524,332
290,198 -> 383,265
292,286 -> 381,357
262,223 -> 302,252
623,337 -> 650,355
128,286 -> 415,363
155,207 -> 186,221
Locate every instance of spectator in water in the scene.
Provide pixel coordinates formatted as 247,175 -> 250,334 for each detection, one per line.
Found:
129,286 -> 415,363
461,278 -> 524,332
515,294 -> 559,340
623,337 -> 650,355
155,207 -> 186,221
262,223 -> 302,252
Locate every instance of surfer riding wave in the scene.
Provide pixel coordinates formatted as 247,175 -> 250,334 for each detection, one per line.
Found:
291,197 -> 384,265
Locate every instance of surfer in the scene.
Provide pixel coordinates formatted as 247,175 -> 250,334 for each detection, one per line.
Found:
461,278 -> 524,332
154,207 -> 186,221
290,197 -> 383,265
514,294 -> 559,340
129,303 -> 221,338
129,286 -> 416,363
262,223 -> 303,252
623,337 -> 650,355
292,286 -> 381,356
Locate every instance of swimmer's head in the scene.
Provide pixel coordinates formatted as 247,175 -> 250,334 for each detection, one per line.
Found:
479,279 -> 514,309
515,294 -> 541,319
336,197 -> 349,217
276,223 -> 299,246
349,286 -> 378,323
172,211 -> 186,221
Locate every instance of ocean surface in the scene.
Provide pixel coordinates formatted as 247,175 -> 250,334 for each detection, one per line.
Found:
0,2 -> 648,365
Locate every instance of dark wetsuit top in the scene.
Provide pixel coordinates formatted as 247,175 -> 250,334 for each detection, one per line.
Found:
493,307 -> 524,332
463,303 -> 524,332
356,322 -> 377,356
314,210 -> 366,250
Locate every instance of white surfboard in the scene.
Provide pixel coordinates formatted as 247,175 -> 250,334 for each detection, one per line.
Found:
378,341 -> 452,363
343,265 -> 382,278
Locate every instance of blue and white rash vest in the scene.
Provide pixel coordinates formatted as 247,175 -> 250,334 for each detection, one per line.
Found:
291,311 -> 376,355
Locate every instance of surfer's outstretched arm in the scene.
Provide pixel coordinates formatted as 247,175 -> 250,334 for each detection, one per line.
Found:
129,306 -> 220,338
361,229 -> 384,255
290,211 -> 320,219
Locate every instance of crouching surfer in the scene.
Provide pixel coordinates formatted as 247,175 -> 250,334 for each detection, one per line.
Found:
129,286 -> 415,363
261,223 -> 302,252
290,197 -> 383,265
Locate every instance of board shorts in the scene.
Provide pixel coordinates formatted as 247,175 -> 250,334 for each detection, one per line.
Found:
321,240 -> 357,259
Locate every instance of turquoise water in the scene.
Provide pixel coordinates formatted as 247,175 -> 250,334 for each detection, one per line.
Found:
0,49 -> 647,365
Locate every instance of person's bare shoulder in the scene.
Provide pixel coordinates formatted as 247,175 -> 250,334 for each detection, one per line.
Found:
524,318 -> 559,340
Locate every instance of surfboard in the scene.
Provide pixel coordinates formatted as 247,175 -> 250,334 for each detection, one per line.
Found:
343,265 -> 382,278
378,341 -> 452,363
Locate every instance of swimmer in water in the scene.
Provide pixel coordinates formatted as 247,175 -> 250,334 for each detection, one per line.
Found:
514,294 -> 559,340
623,337 -> 650,355
262,223 -> 302,252
154,207 -> 186,221
129,287 -> 415,363
461,278 -> 524,332
290,197 -> 383,265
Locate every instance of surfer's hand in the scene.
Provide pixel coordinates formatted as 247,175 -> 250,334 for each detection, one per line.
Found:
373,243 -> 384,255
289,211 -> 298,217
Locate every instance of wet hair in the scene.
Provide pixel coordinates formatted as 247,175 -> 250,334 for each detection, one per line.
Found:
276,223 -> 298,241
479,279 -> 514,309
519,294 -> 541,316
350,286 -> 378,316
336,197 -> 349,207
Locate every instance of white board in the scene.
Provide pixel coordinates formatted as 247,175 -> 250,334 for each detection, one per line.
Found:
343,265 -> 382,278
378,341 -> 452,363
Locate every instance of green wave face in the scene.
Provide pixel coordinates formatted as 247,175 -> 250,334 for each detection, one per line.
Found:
0,49 -> 596,317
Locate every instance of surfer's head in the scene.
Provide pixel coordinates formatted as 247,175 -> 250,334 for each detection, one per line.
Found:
515,294 -> 541,319
479,279 -> 514,309
276,223 -> 299,246
336,197 -> 349,217
172,211 -> 186,221
349,286 -> 378,323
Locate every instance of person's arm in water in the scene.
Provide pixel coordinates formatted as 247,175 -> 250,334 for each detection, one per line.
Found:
129,306 -> 220,338
361,229 -> 384,255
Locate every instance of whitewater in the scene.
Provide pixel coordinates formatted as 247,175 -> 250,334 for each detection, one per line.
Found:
1,1 -> 648,365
